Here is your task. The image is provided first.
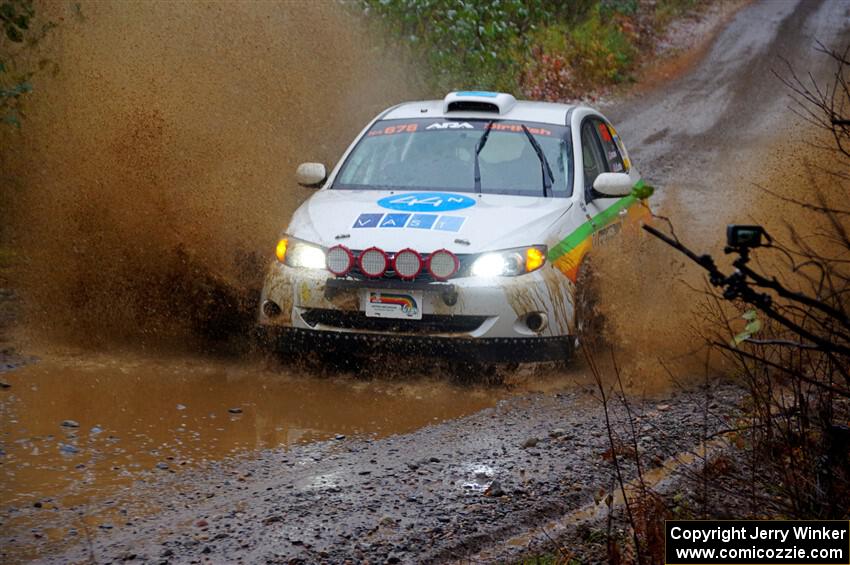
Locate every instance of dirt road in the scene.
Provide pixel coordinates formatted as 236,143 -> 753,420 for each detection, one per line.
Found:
609,0 -> 848,237
2,1 -> 849,563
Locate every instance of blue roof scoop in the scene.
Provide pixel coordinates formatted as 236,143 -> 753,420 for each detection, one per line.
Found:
443,91 -> 517,114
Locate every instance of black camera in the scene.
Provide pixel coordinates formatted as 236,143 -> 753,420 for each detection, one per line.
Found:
726,225 -> 767,249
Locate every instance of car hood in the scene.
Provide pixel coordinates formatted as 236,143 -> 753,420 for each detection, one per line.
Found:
286,189 -> 573,254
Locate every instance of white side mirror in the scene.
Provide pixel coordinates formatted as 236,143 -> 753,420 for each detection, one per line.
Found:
295,162 -> 327,187
592,172 -> 633,197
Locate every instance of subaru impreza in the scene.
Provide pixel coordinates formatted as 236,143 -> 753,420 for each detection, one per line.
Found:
259,91 -> 651,362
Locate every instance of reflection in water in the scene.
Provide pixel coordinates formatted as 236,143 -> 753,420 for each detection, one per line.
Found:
0,353 -> 503,559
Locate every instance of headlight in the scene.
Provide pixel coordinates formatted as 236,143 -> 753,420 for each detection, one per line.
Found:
470,245 -> 547,277
275,237 -> 326,269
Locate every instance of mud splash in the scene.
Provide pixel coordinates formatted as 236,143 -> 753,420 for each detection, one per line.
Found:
584,222 -> 709,392
588,125 -> 847,393
2,1 -> 417,350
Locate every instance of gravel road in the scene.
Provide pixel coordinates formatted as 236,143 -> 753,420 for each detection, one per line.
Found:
608,0 -> 849,237
47,385 -> 741,564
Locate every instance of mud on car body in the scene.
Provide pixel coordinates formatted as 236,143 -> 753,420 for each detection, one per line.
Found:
259,91 -> 651,362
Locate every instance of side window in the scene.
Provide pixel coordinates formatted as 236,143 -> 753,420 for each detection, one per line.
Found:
595,120 -> 625,173
581,120 -> 606,192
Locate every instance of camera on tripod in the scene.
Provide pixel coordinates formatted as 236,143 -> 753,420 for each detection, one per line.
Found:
726,225 -> 768,250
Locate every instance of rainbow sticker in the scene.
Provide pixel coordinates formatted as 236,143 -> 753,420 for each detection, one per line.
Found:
364,290 -> 423,320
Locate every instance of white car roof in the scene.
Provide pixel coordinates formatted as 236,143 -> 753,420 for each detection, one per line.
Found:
381,92 -> 577,126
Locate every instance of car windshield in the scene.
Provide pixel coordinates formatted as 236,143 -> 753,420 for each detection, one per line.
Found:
333,118 -> 572,197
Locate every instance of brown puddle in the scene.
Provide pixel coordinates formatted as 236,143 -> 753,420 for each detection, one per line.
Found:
0,353 -> 504,557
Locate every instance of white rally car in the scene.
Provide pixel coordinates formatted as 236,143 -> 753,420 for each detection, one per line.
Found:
259,91 -> 651,362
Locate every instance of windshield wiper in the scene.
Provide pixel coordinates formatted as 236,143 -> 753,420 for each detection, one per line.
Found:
473,120 -> 494,194
521,124 -> 555,197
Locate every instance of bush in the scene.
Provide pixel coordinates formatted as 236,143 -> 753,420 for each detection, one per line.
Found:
361,0 -> 703,100
0,0 -> 55,127
521,8 -> 637,101
360,0 -> 553,93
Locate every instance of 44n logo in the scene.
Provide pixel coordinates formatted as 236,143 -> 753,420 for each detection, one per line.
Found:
377,192 -> 476,212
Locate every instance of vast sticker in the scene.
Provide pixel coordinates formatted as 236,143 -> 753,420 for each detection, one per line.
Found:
353,213 -> 383,228
351,212 -> 466,231
407,214 -> 438,229
434,216 -> 466,232
377,192 -> 476,212
379,213 -> 410,228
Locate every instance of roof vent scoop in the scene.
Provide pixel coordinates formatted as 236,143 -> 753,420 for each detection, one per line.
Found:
443,91 -> 516,115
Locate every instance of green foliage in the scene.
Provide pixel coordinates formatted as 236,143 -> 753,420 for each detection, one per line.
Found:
520,3 -> 639,101
361,0 -> 587,93
567,6 -> 636,83
601,0 -> 639,17
0,0 -> 55,128
653,0 -> 701,27
362,0 -> 703,100
731,308 -> 762,345
1,0 -> 33,43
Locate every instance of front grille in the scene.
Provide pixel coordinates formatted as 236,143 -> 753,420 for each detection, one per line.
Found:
300,309 -> 487,335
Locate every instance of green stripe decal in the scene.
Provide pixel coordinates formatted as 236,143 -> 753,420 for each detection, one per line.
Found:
547,179 -> 645,262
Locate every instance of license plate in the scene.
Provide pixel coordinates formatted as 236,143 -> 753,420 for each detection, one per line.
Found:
363,290 -> 423,320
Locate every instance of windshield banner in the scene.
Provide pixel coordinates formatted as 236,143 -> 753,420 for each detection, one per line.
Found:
366,119 -> 561,138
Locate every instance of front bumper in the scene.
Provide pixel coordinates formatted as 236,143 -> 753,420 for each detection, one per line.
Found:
258,263 -> 576,341
260,326 -> 573,363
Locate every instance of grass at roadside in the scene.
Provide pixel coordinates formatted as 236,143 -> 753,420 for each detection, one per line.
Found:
358,0 -> 706,100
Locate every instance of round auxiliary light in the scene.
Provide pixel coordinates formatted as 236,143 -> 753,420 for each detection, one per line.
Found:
326,245 -> 354,276
358,247 -> 389,278
392,248 -> 423,280
427,249 -> 459,280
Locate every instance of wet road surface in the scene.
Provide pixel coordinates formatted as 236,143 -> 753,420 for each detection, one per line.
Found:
608,0 -> 849,238
0,354 -> 505,560
7,382 -> 743,564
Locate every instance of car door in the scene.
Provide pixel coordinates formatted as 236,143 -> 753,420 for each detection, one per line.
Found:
580,117 -> 628,240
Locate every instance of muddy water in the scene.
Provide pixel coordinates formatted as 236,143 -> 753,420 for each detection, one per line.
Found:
0,354 -> 503,554
0,357 -> 502,501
